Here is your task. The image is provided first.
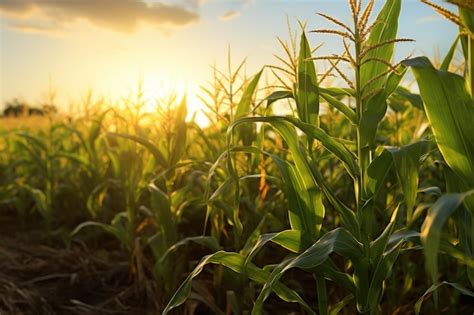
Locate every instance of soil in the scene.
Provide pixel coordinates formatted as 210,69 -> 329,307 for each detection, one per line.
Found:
0,213 -> 155,315
2,210 -> 474,315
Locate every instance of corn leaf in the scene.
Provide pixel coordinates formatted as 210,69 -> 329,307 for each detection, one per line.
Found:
149,183 -> 177,247
88,109 -> 109,148
230,116 -> 358,179
360,0 -> 401,94
364,149 -> 393,198
387,141 -> 430,221
265,90 -> 293,108
404,57 -> 474,188
420,192 -> 474,291
228,117 -> 325,239
252,228 -> 363,314
441,36 -> 460,71
320,93 -> 357,124
296,32 -> 319,126
415,281 -> 474,315
154,235 -> 220,270
360,65 -> 407,147
169,97 -> 187,166
108,133 -> 167,167
235,70 -> 263,118
162,251 -> 315,314
309,163 -> 360,236
272,121 -> 324,239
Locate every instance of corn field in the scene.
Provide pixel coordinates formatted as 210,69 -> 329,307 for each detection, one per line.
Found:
0,0 -> 473,314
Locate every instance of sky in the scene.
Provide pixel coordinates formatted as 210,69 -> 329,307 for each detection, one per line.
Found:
0,0 -> 459,117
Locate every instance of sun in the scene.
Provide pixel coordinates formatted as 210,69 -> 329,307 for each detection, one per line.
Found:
135,79 -> 209,127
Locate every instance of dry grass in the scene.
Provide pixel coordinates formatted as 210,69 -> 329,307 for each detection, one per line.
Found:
0,115 -> 62,131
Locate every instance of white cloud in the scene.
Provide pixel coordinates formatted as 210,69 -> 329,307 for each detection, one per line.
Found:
218,0 -> 255,23
219,10 -> 240,21
416,15 -> 442,25
0,0 -> 200,33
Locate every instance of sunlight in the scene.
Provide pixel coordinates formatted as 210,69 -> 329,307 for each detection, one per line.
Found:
132,79 -> 209,127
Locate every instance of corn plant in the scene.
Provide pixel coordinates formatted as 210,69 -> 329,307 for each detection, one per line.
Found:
402,1 -> 474,311
162,0 -> 449,313
1,1 -> 474,314
6,122 -> 90,236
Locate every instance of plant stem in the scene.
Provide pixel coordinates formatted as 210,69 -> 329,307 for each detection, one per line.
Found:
353,10 -> 371,314
316,275 -> 328,315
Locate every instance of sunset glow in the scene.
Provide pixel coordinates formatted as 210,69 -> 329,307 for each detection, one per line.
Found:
0,0 -> 458,125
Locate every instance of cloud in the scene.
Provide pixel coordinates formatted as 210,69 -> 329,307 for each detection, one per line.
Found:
219,10 -> 240,22
0,0 -> 200,33
218,0 -> 254,23
416,15 -> 442,25
9,21 -> 63,35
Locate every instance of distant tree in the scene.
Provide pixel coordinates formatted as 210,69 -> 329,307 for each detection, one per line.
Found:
3,99 -> 29,117
41,104 -> 58,115
28,108 -> 44,116
3,99 -> 58,117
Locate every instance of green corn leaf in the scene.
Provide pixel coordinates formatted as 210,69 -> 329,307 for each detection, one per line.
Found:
271,154 -> 323,238
228,117 -> 325,239
316,275 -> 328,315
444,166 -> 474,285
319,87 -> 353,97
415,281 -> 474,315
387,141 -> 430,220
230,116 -> 358,179
360,0 -> 401,94
364,149 -> 393,198
441,36 -> 460,71
252,228 -> 363,315
22,185 -> 49,221
88,109 -> 109,147
328,295 -> 353,315
365,241 -> 402,312
314,259 -> 357,293
403,57 -> 474,188
364,208 -> 402,312
360,65 -> 407,147
149,183 -> 177,247
54,152 -> 93,174
389,86 -> 424,111
287,117 -> 358,179
244,229 -> 305,273
86,182 -> 109,218
272,121 -> 324,238
16,132 -> 48,152
154,235 -> 220,271
234,70 -> 263,146
170,97 -> 188,166
421,191 -> 474,297
265,90 -> 293,108
162,251 -> 315,315
235,70 -> 263,119
296,31 -> 319,126
320,93 -> 357,124
209,178 -> 235,202
459,7 -> 474,94
309,163 -> 360,236
359,0 -> 402,147
370,205 -> 400,263
108,133 -> 167,167
385,64 -> 408,95
70,218 -> 129,248
241,214 -> 270,256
